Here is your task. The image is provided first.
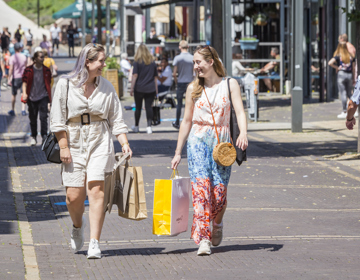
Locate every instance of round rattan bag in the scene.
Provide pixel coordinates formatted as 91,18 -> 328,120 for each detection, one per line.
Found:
213,142 -> 237,167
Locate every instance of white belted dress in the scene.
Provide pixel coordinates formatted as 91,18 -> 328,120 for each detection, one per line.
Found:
50,76 -> 128,187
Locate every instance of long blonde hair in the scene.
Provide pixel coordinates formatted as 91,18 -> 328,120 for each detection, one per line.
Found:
333,42 -> 352,64
192,45 -> 226,99
134,44 -> 154,65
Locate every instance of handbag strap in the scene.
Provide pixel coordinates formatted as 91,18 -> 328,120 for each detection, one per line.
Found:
66,79 -> 69,121
203,87 -> 220,145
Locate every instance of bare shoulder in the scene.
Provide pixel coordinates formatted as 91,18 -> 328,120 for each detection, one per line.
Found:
187,82 -> 194,92
228,78 -> 240,92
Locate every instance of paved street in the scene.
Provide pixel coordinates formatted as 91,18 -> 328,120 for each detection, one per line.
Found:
1,55 -> 360,279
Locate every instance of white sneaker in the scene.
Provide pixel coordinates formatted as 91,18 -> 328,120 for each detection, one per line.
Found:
211,222 -> 223,247
197,239 -> 211,256
87,238 -> 101,259
131,125 -> 139,133
146,126 -> 152,134
30,137 -> 37,146
355,111 -> 359,117
70,216 -> 86,251
337,112 -> 347,118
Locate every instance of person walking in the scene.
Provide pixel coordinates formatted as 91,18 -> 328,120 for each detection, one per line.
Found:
1,27 -> 11,52
50,23 -> 62,56
7,42 -> 27,116
25,29 -> 33,52
67,22 -> 77,57
130,44 -> 158,134
0,49 -> 6,97
171,45 -> 248,255
14,24 -> 24,43
42,48 -> 58,88
328,42 -> 356,118
40,35 -> 52,57
50,43 -> 132,259
21,50 -> 52,146
172,40 -> 194,129
120,52 -> 131,95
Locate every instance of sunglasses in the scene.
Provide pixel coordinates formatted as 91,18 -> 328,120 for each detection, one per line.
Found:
200,45 -> 214,60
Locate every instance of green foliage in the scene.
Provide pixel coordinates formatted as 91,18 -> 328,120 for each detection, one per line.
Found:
338,6 -> 360,22
103,57 -> 125,78
240,37 -> 258,41
5,0 -> 78,26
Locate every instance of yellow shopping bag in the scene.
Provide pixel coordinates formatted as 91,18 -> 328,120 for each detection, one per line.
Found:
153,170 -> 191,236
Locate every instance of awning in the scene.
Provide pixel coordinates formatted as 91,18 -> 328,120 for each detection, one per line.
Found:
52,0 -> 106,19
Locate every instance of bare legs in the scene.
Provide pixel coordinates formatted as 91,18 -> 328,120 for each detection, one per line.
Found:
214,201 -> 227,224
66,180 -> 105,240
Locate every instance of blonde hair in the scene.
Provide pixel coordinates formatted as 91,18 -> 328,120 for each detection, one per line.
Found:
42,48 -> 48,57
62,43 -> 105,88
333,42 -> 352,64
192,45 -> 226,99
179,40 -> 188,49
134,44 -> 154,65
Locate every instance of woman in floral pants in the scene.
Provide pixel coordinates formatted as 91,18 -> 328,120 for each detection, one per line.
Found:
171,45 -> 248,255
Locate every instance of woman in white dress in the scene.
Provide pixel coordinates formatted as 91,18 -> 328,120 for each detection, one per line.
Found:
50,43 -> 132,259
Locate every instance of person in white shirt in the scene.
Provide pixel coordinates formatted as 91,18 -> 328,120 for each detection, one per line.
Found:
120,53 -> 131,96
49,23 -> 62,56
50,43 -> 132,259
157,57 -> 172,93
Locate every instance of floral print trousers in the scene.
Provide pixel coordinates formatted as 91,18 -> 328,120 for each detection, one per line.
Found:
187,138 -> 231,245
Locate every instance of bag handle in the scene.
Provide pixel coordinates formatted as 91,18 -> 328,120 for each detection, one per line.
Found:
114,152 -> 131,170
170,169 -> 179,179
203,87 -> 220,145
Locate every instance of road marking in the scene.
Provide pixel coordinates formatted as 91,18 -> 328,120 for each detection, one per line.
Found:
5,138 -> 40,280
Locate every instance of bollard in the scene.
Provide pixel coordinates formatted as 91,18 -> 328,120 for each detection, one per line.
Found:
291,86 -> 303,132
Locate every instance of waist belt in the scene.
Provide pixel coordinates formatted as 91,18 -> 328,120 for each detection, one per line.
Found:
67,114 -> 104,125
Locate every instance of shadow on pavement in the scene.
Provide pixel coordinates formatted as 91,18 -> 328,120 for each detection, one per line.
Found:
77,247 -> 167,257
164,243 -> 283,254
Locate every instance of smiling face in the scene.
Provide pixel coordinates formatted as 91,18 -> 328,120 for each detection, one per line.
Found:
86,51 -> 106,78
193,51 -> 213,78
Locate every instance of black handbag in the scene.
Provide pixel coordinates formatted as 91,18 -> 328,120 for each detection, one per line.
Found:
41,79 -> 69,164
228,78 -> 247,166
152,98 -> 161,126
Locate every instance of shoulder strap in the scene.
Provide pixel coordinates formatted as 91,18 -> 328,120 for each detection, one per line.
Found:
66,79 -> 69,121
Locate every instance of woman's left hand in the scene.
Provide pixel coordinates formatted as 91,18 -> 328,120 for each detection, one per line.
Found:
236,133 -> 248,151
122,144 -> 133,159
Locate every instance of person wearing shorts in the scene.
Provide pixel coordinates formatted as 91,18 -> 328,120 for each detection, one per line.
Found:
50,23 -> 61,56
8,42 -> 27,116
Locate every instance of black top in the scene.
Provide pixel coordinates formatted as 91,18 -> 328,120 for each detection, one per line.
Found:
133,61 -> 158,93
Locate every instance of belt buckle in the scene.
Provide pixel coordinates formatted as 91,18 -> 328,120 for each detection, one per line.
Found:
81,113 -> 90,125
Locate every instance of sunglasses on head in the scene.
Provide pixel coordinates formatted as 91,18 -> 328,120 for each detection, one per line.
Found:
200,45 -> 214,60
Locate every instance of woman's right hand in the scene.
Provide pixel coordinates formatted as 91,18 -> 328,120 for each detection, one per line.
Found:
60,147 -> 72,164
171,154 -> 181,170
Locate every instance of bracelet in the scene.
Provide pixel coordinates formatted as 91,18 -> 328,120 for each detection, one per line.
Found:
347,117 -> 354,121
60,146 -> 68,149
121,142 -> 130,147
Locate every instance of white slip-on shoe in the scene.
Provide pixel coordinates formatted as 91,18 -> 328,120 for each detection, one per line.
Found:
87,238 -> 102,259
197,239 -> 211,256
70,216 -> 86,251
131,125 -> 139,133
146,126 -> 152,134
211,222 -> 223,247
30,137 -> 37,146
337,112 -> 347,119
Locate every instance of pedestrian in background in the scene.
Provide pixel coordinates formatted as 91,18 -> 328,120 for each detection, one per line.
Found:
42,48 -> 58,89
67,22 -> 77,57
21,50 -> 52,146
171,45 -> 248,256
172,40 -> 194,129
50,23 -> 62,56
130,43 -> 158,134
8,42 -> 27,116
157,57 -> 172,93
14,24 -> 24,43
0,49 -> 6,97
50,43 -> 132,259
120,52 -> 131,95
328,42 -> 356,119
40,34 -> 52,57
1,27 -> 11,52
25,29 -> 33,53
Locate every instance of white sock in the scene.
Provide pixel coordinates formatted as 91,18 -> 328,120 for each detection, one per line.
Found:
213,220 -> 223,227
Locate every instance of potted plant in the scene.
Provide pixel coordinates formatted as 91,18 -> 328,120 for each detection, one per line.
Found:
253,13 -> 268,26
103,57 -> 123,98
165,38 -> 180,50
239,37 -> 259,50
233,15 -> 245,24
